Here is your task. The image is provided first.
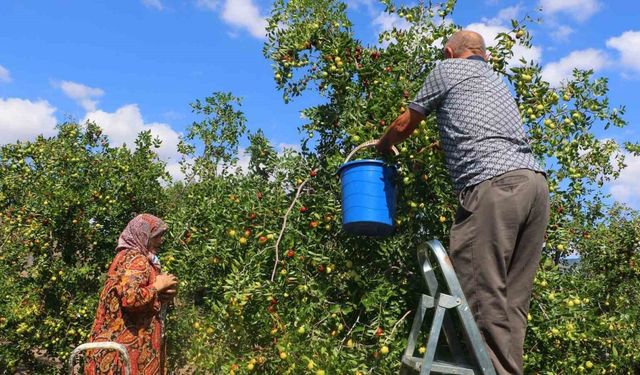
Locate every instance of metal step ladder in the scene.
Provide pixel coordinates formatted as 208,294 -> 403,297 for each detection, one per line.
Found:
400,240 -> 496,375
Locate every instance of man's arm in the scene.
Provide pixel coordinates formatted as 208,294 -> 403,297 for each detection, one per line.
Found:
376,63 -> 447,154
376,108 -> 425,154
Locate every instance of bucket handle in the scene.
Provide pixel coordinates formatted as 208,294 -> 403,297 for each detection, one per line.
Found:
344,140 -> 399,164
68,342 -> 130,375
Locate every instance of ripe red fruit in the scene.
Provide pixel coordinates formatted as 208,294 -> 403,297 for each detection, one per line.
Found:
258,236 -> 267,244
244,229 -> 251,237
310,221 -> 319,229
287,249 -> 296,258
299,206 -> 308,213
371,51 -> 380,60
257,192 -> 263,200
318,265 -> 325,273
248,212 -> 257,220
375,327 -> 384,337
310,169 -> 318,177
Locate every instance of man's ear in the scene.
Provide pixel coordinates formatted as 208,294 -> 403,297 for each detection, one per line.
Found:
444,46 -> 455,59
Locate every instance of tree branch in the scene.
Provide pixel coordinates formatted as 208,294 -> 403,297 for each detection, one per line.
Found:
270,177 -> 311,282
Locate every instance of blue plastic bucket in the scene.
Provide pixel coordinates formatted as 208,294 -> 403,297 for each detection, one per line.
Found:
337,159 -> 397,237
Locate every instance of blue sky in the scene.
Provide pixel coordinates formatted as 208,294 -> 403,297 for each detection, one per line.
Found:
0,0 -> 638,207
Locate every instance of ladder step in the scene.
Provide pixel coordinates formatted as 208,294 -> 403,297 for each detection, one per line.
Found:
402,356 -> 477,375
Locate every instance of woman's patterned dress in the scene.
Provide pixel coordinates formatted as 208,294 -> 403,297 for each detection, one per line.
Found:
85,248 -> 164,375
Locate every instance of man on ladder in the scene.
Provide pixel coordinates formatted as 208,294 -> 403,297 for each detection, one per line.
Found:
377,30 -> 550,375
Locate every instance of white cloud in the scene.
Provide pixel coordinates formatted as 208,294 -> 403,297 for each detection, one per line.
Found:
165,161 -> 186,181
195,0 -> 219,11
551,25 -> 574,42
371,11 -> 411,35
83,104 -> 182,175
56,80 -> 104,112
235,148 -> 251,172
482,5 -> 522,26
142,0 -> 164,10
466,22 -> 542,65
368,8 -> 453,50
0,65 -> 11,83
539,0 -> 601,22
606,30 -> 640,72
161,110 -> 185,121
278,143 -> 301,153
346,0 -> 374,10
202,0 -> 267,39
0,98 -> 57,144
610,152 -> 640,209
541,48 -> 608,87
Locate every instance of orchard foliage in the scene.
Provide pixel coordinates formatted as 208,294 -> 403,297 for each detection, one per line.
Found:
1,0 -> 639,374
0,123 -> 168,372
527,205 -> 640,374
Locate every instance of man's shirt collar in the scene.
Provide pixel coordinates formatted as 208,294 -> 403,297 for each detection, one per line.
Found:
466,55 -> 486,62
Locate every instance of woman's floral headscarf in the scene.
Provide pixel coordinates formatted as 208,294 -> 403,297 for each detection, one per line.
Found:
116,214 -> 168,266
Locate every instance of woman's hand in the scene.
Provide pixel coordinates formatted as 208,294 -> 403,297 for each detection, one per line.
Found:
159,287 -> 177,302
152,273 -> 178,293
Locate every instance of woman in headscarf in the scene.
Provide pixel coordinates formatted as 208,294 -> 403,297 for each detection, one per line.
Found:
85,214 -> 178,375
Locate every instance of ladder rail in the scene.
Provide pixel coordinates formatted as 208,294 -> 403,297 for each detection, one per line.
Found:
402,240 -> 497,375
425,240 -> 496,375
404,294 -> 433,359
420,301 -> 447,375
417,243 -> 468,365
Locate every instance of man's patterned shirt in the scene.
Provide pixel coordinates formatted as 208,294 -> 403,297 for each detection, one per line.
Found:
408,56 -> 543,194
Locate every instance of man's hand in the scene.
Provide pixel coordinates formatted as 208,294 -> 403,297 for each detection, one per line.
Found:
376,138 -> 394,155
376,108 -> 425,154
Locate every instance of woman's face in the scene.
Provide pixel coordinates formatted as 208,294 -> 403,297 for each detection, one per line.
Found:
148,232 -> 165,254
